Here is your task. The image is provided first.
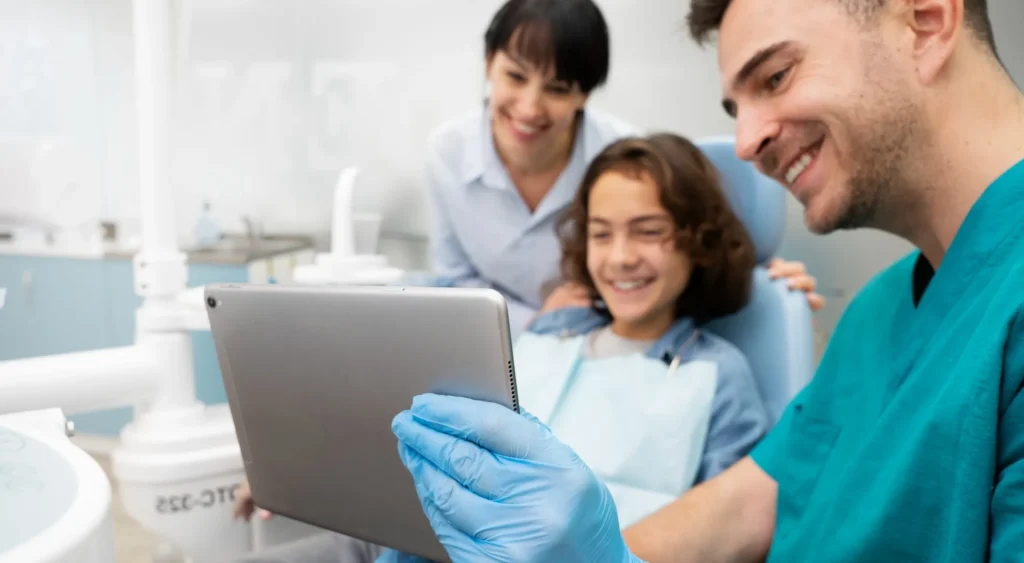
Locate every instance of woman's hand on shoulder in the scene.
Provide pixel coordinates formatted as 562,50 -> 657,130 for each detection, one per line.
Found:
539,282 -> 593,314
768,258 -> 826,312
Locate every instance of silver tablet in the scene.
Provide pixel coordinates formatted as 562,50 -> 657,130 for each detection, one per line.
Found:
205,283 -> 520,562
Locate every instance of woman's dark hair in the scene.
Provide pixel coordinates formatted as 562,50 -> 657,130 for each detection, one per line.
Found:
484,0 -> 610,94
556,133 -> 756,325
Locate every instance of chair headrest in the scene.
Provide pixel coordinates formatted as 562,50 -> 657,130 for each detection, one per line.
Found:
696,136 -> 787,264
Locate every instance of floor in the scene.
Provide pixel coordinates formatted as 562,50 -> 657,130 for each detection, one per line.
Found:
92,454 -> 187,563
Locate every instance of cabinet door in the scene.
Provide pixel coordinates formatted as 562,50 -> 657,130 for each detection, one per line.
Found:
0,256 -> 131,436
0,256 -> 110,361
70,258 -> 138,437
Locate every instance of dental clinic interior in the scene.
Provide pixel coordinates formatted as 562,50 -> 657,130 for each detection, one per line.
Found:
1,1 -> 1022,562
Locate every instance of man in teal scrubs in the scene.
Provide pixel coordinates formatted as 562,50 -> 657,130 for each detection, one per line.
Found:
387,0 -> 1024,561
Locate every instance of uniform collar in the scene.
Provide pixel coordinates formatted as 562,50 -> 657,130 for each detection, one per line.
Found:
527,306 -> 698,365
580,314 -> 698,364
649,317 -> 698,364
460,105 -> 605,190
912,158 -> 1024,313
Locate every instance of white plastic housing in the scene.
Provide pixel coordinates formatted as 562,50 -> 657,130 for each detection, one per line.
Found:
112,404 -> 251,563
0,409 -> 115,563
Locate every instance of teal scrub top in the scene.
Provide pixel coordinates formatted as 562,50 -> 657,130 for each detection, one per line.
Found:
752,158 -> 1024,562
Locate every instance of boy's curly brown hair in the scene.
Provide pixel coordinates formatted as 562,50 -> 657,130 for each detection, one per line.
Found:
555,133 -> 756,325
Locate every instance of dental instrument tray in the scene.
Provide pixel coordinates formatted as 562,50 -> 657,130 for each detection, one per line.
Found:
205,283 -> 519,562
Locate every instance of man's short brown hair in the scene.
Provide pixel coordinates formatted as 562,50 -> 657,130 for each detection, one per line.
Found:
556,133 -> 756,325
687,0 -> 997,56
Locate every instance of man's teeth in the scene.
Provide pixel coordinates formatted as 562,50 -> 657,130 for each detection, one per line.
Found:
613,280 -> 650,291
512,121 -> 539,135
785,152 -> 815,184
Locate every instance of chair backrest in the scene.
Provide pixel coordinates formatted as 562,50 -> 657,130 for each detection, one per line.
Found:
698,136 -> 816,423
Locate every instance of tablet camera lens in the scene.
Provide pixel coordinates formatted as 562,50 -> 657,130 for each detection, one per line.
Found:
207,297 -> 217,308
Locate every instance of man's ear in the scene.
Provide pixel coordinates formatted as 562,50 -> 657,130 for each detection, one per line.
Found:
905,0 -> 963,83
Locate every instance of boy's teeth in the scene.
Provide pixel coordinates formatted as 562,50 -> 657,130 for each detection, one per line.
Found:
513,121 -> 538,135
613,280 -> 648,290
785,152 -> 814,184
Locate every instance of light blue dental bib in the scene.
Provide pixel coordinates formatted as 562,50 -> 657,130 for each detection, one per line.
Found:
513,332 -> 718,527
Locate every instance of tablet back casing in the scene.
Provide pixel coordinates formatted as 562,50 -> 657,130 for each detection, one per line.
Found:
205,284 -> 519,562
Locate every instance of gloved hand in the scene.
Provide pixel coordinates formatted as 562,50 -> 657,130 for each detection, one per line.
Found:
391,393 -> 644,563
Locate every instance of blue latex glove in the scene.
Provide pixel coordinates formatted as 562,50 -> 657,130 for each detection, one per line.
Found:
391,393 -> 644,563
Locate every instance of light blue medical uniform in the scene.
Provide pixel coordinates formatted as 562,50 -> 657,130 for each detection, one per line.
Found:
752,159 -> 1024,561
528,307 -> 770,487
424,106 -> 636,334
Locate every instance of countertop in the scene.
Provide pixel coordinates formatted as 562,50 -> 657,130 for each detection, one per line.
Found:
103,233 -> 317,265
0,233 -> 317,265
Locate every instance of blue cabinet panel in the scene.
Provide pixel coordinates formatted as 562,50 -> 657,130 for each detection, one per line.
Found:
72,259 -> 137,436
0,256 -> 111,359
0,255 -> 249,437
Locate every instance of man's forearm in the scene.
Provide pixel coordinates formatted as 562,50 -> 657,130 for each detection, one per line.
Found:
622,459 -> 777,563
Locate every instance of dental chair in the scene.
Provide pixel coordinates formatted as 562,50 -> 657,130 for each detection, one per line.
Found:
699,136 -> 816,424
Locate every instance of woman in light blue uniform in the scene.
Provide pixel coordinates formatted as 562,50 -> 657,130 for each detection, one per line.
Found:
425,0 -> 823,334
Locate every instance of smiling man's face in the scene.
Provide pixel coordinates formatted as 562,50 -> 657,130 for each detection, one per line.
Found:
717,0 -> 925,234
